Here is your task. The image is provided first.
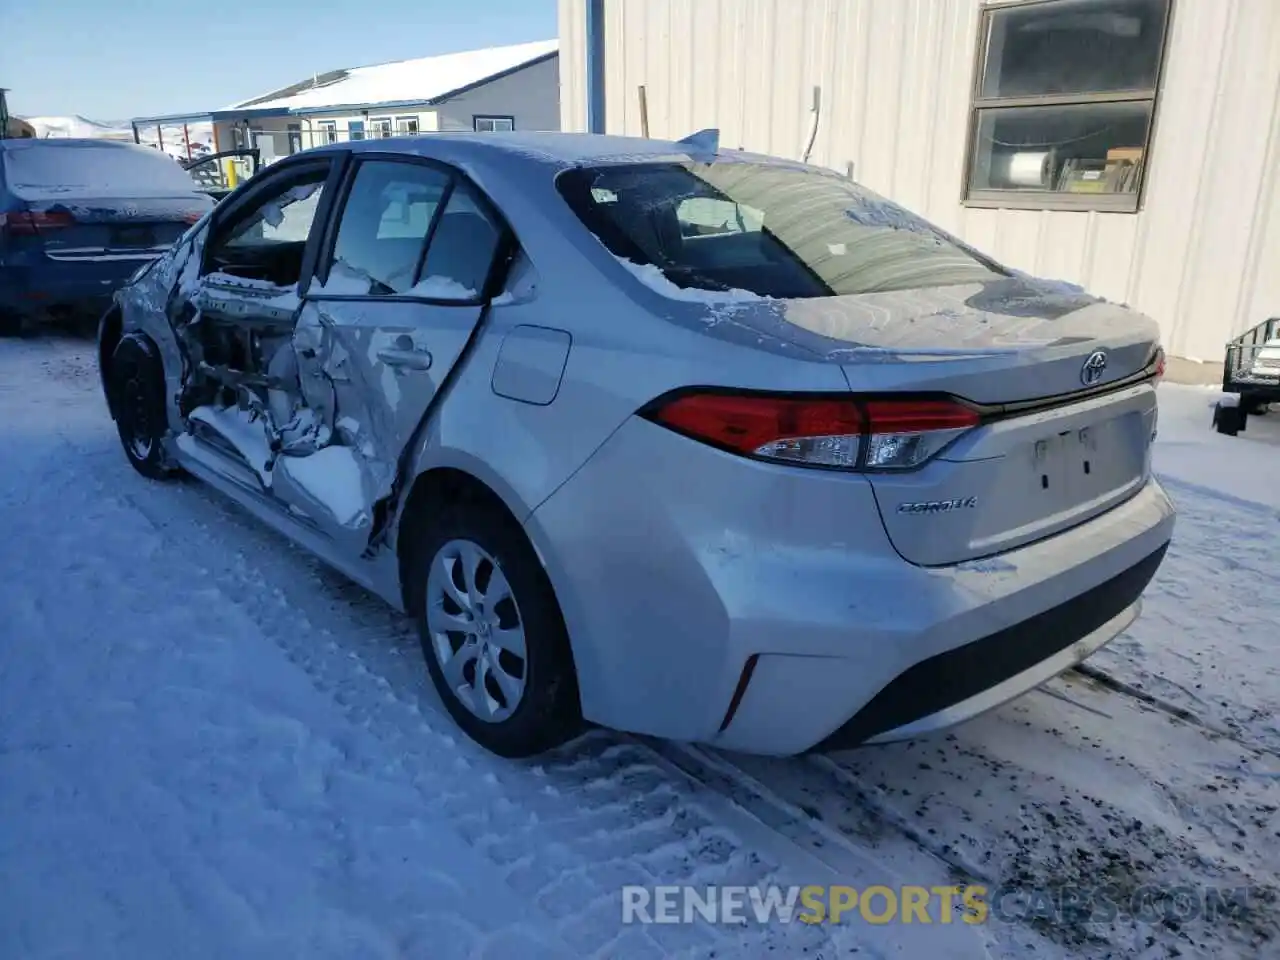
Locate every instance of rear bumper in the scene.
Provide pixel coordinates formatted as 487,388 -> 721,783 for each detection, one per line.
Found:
0,258 -> 150,317
822,544 -> 1164,749
527,416 -> 1175,756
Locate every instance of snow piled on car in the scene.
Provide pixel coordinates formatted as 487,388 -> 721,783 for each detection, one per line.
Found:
612,254 -> 766,303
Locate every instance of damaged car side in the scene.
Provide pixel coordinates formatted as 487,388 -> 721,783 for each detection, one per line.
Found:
98,144 -> 581,756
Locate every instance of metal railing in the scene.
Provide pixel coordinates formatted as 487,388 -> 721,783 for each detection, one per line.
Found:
1223,317 -> 1280,389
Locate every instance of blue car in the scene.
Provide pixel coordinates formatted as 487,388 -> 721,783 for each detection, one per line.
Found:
0,139 -> 214,334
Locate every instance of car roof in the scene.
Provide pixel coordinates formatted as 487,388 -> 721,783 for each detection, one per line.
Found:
325,131 -> 806,173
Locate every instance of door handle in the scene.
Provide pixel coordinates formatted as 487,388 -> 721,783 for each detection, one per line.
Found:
376,347 -> 433,370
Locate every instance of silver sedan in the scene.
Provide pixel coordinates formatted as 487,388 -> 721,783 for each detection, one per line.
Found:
97,132 -> 1175,757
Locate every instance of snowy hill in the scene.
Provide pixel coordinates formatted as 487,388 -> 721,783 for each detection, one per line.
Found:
21,115 -> 134,140
18,114 -> 215,161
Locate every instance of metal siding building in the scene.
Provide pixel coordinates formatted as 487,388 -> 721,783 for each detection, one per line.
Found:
559,0 -> 1280,365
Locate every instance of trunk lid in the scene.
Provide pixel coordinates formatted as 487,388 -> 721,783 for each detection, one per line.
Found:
771,276 -> 1157,403
25,196 -> 210,261
707,275 -> 1162,565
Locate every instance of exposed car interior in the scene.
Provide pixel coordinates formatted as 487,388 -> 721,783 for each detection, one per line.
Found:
203,172 -> 328,287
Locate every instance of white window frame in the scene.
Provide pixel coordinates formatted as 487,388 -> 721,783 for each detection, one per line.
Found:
318,121 -> 338,145
395,115 -> 420,135
473,115 -> 514,133
370,116 -> 394,139
963,0 -> 1174,213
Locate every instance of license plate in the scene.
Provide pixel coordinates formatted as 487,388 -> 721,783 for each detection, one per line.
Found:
111,225 -> 156,247
1031,416 -> 1142,498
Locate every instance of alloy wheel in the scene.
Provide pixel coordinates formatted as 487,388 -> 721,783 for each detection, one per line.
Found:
424,538 -> 528,723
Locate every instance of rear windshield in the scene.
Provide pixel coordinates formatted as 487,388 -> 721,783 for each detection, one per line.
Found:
1,142 -> 198,201
557,161 -> 1005,299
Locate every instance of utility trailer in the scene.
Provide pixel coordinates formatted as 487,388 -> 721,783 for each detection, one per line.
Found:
1213,317 -> 1280,436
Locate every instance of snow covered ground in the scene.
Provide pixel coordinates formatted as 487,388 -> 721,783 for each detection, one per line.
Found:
1,336 -> 1276,960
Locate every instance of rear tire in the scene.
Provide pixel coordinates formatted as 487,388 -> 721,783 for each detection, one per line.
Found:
109,335 -> 181,480
406,499 -> 581,758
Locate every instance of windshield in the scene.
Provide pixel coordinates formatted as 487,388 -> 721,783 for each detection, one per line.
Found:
1,142 -> 199,201
557,161 -> 1005,299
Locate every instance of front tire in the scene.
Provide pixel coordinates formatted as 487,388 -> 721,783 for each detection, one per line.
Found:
407,501 -> 581,758
109,335 -> 180,480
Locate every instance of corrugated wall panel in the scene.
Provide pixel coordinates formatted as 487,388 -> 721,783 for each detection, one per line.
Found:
1240,87 -> 1280,331
558,0 -> 1280,362
557,0 -> 586,132
1165,0 -> 1280,359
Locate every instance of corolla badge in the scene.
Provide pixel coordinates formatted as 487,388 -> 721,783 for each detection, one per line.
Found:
1081,350 -> 1108,386
897,497 -> 978,515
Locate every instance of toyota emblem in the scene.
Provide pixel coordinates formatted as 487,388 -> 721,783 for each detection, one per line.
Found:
1081,350 -> 1108,386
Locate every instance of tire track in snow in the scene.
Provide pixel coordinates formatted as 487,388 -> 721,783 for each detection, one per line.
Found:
801,679 -> 1280,959
1094,475 -> 1280,759
74,444 -> 908,959
1070,664 -> 1279,762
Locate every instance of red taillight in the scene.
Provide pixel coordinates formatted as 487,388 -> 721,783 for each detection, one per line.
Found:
646,391 -> 980,471
182,211 -> 205,225
862,399 -> 981,434
0,209 -> 76,234
1153,347 -> 1166,381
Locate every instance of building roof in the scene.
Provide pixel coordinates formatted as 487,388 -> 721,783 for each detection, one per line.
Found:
131,39 -> 558,128
229,39 -> 558,114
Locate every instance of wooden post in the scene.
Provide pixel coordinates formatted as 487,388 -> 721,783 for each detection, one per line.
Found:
638,85 -> 649,138
182,123 -> 192,161
155,123 -> 164,151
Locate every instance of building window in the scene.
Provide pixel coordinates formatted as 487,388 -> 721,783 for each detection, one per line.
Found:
348,119 -> 366,141
964,0 -> 1172,212
396,116 -> 420,135
370,117 -> 393,138
473,115 -> 514,133
318,121 -> 338,145
287,123 -> 302,154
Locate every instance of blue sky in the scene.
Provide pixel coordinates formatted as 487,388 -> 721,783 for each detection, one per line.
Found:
5,0 -> 557,120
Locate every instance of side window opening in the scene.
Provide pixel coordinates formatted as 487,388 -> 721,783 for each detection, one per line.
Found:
204,166 -> 330,287
318,161 -> 503,300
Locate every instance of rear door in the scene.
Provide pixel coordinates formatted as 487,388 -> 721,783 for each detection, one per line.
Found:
281,155 -> 509,530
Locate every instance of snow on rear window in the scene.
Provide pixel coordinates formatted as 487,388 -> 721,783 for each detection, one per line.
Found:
2,142 -> 198,201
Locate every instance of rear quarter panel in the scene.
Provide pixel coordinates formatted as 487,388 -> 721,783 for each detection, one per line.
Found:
404,159 -> 856,723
